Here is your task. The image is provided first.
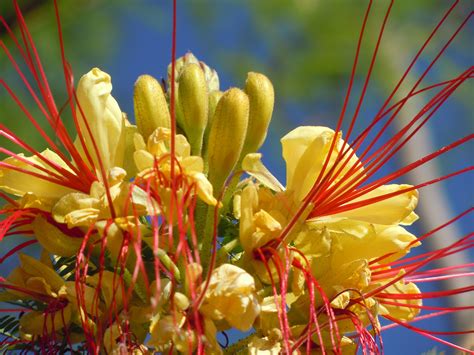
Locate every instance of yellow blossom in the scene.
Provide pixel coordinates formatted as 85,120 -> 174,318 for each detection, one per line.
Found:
52,167 -> 150,228
200,264 -> 260,331
134,127 -> 217,206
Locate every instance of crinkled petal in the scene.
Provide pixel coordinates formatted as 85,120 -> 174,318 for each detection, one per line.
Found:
52,192 -> 101,227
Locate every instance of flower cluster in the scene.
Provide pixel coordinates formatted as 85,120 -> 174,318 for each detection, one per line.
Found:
0,3 -> 472,354
0,51 -> 425,354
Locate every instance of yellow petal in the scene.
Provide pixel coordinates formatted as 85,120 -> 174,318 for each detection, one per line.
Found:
306,218 -> 419,265
65,281 -> 98,317
6,267 -> 30,299
75,68 -> 126,172
377,280 -> 421,321
203,318 -> 222,354
52,192 -> 100,228
134,149 -> 155,172
103,322 -> 122,354
25,277 -> 55,297
0,150 -> 74,200
242,153 -> 284,192
281,126 -> 334,200
332,184 -> 418,225
239,183 -> 259,254
15,192 -> 55,212
20,303 -> 72,336
18,254 -> 64,292
190,172 -> 217,206
200,264 -> 260,331
182,156 -> 204,173
32,215 -> 83,257
281,126 -> 363,202
87,270 -> 124,310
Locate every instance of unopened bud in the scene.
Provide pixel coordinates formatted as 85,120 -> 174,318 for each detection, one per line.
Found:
173,292 -> 190,310
242,72 -> 274,156
168,52 -> 219,92
207,90 -> 223,126
167,53 -> 219,134
178,63 -> 209,155
202,90 -> 224,157
134,75 -> 170,141
201,63 -> 220,92
168,52 -> 199,83
207,88 -> 249,193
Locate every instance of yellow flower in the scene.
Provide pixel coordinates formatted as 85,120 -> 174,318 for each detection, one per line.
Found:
236,126 -> 422,334
4,254 -> 84,337
52,167 -> 151,228
200,263 -> 260,331
2,252 -> 129,341
0,68 -> 131,211
134,127 -> 217,206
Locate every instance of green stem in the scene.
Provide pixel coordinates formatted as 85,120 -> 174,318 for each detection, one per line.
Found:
199,205 -> 218,270
155,248 -> 181,282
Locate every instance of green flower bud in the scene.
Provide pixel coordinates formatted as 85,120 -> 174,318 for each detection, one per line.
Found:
201,64 -> 219,93
167,52 -> 199,83
208,90 -> 224,124
241,72 -> 274,156
178,63 -> 209,155
207,88 -> 249,194
168,52 -> 219,92
173,292 -> 190,310
133,75 -> 170,141
202,90 -> 224,158
167,53 -> 220,136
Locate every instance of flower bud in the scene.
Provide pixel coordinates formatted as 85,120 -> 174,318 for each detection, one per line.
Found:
207,88 -> 249,193
178,63 -> 209,155
173,292 -> 190,310
200,63 -> 220,93
207,90 -> 223,128
168,52 -> 219,92
202,90 -> 223,157
168,52 -> 199,83
133,75 -> 170,141
241,72 -> 274,156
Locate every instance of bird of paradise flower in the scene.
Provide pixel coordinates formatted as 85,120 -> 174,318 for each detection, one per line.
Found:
0,0 -> 472,354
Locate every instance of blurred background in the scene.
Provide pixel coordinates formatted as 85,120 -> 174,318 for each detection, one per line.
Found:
1,0 -> 472,353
